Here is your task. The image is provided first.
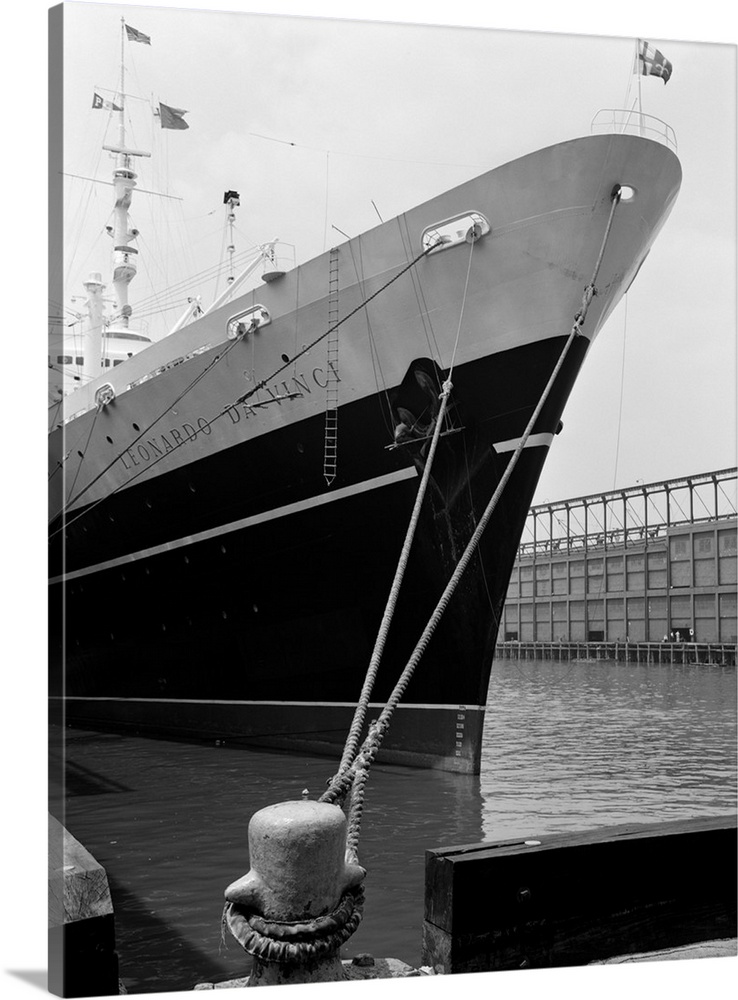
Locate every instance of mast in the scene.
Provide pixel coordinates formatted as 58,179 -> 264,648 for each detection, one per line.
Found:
106,17 -> 146,333
83,16 -> 149,361
224,190 -> 240,287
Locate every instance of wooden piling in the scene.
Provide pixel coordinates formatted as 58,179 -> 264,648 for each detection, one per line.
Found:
422,816 -> 737,974
48,814 -> 119,998
495,640 -> 736,666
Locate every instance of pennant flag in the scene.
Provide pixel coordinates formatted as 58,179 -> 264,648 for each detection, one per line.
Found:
158,102 -> 189,130
125,24 -> 151,45
92,92 -> 122,112
638,40 -> 672,84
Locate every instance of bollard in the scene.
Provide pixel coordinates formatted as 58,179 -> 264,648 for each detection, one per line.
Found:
223,799 -> 366,986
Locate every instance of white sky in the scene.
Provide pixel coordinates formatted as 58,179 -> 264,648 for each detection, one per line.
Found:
2,5 -> 738,1000
55,2 -> 737,509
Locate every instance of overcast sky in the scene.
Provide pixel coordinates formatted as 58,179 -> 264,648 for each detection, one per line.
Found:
2,6 -> 737,1000
55,1 -> 737,508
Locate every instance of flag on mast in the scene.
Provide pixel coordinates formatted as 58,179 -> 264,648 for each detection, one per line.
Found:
125,24 -> 151,45
637,40 -> 673,84
92,92 -> 122,111
158,103 -> 190,130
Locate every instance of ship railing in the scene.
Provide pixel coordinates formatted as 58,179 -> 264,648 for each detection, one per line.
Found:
591,109 -> 678,153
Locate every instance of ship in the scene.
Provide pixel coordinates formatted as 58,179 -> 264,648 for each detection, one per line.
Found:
49,25 -> 682,774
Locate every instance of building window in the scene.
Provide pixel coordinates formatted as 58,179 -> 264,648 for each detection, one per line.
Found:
694,532 -> 713,555
648,550 -> 667,590
718,529 -> 737,553
671,561 -> 692,588
670,536 -> 689,559
719,592 -> 737,642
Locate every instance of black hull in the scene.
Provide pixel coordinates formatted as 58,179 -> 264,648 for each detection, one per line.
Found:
50,338 -> 584,772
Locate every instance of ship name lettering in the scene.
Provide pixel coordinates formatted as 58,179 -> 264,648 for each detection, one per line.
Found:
119,416 -> 211,475
312,361 -> 341,388
225,403 -> 256,424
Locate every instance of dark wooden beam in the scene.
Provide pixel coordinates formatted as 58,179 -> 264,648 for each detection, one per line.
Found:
423,816 -> 737,973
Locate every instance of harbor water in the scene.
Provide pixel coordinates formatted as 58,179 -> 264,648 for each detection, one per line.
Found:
49,657 -> 737,994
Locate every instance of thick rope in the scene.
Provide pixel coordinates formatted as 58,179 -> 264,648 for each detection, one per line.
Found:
322,186 -> 623,822
334,386 -> 452,779
62,402 -> 101,503
222,885 -> 364,965
49,331 -> 246,527
333,235 -> 478,782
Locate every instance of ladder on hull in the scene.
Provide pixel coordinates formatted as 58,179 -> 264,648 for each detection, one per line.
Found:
323,247 -> 340,485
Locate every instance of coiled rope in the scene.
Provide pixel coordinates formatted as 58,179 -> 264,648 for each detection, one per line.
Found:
222,885 -> 365,965
322,186 -> 624,858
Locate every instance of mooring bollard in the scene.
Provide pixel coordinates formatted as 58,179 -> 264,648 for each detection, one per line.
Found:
223,799 -> 366,986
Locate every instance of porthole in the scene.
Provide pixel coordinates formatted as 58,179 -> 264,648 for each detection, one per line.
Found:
106,435 -> 114,444
281,353 -> 290,363
132,422 -> 141,431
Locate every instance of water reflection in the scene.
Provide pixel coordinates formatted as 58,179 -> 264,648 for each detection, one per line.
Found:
481,658 -> 737,837
53,657 -> 736,992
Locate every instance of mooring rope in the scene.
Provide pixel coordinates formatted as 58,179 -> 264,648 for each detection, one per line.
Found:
333,233 -> 478,781
49,331 -> 247,528
323,186 -> 623,842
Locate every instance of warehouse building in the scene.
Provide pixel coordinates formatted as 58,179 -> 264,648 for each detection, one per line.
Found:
501,469 -> 737,645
